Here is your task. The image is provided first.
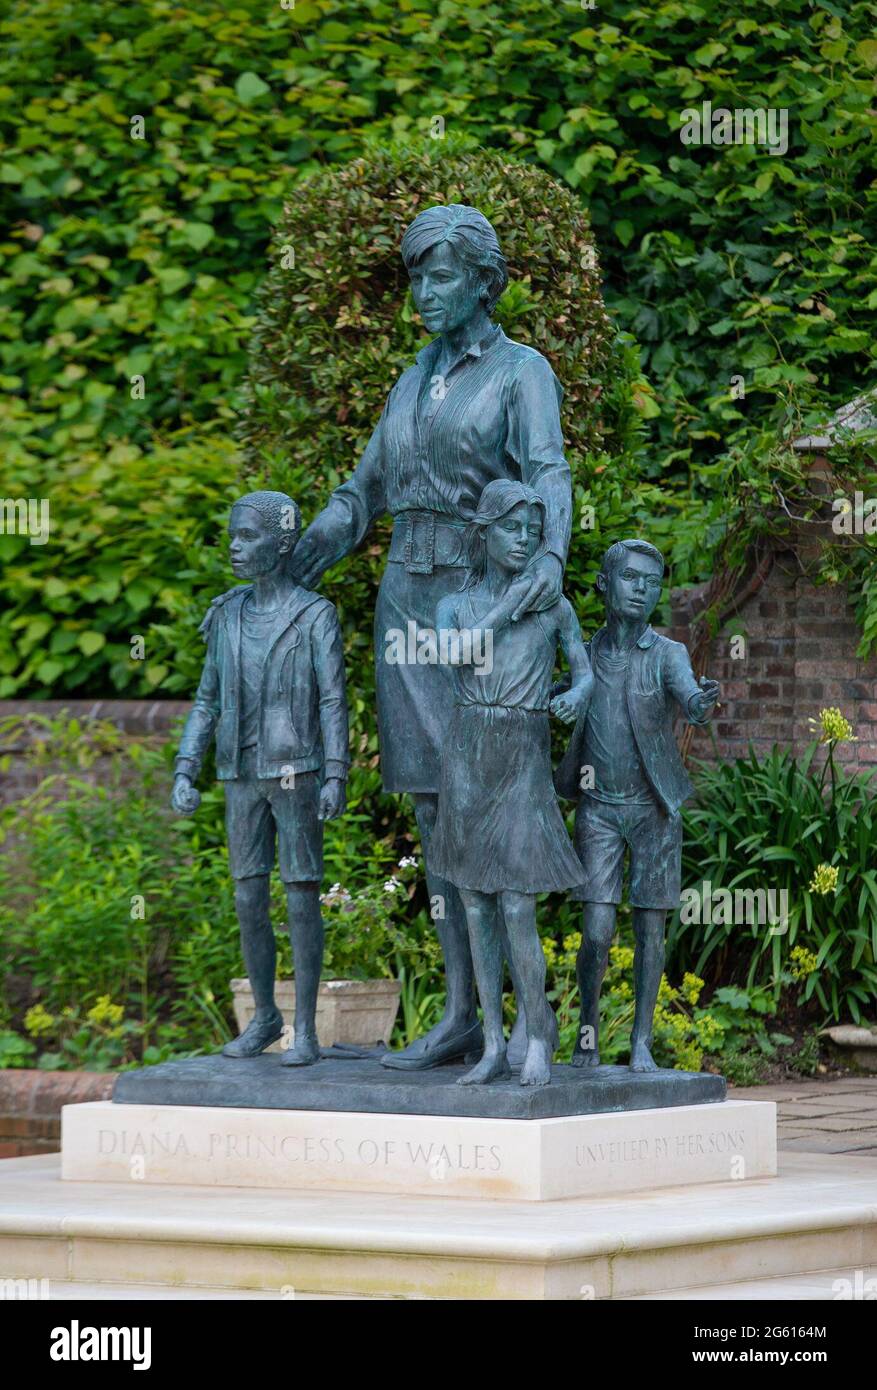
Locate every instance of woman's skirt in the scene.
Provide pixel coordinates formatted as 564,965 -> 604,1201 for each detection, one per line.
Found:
374,560 -> 461,794
429,703 -> 584,894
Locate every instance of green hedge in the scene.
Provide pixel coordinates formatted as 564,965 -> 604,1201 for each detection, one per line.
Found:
2,0 -> 876,699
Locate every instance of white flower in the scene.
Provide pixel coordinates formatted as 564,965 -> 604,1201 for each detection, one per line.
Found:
320,882 -> 351,905
398,855 -> 418,869
383,877 -> 401,893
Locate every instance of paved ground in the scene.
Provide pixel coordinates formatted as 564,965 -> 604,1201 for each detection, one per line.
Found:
730,1075 -> 877,1155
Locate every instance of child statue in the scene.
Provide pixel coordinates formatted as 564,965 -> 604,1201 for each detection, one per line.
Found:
429,480 -> 593,1088
170,490 -> 349,1066
554,539 -> 719,1072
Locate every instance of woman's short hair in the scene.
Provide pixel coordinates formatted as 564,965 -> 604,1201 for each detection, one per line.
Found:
464,479 -> 545,584
401,204 -> 509,314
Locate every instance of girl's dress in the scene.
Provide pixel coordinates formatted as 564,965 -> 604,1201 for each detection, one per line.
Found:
429,589 -> 584,894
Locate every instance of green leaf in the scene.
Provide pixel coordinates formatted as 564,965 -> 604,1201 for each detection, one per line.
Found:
78,631 -> 106,656
182,222 -> 214,251
235,72 -> 270,105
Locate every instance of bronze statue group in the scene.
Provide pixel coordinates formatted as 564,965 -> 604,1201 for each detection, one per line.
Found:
172,205 -> 718,1089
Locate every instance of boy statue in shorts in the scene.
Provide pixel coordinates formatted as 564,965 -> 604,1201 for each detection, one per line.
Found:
554,539 -> 719,1072
171,490 -> 349,1066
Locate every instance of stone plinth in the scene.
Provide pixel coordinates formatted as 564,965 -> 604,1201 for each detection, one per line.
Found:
62,1098 -> 775,1201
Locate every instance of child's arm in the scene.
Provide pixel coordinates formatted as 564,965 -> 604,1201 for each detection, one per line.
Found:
549,597 -> 593,726
312,602 -> 349,821
664,642 -> 719,724
171,614 -> 222,814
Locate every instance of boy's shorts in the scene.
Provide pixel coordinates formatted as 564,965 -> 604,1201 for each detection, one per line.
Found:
572,795 -> 682,910
224,748 -> 323,883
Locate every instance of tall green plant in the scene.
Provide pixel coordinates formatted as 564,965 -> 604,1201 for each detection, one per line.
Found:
669,715 -> 877,1022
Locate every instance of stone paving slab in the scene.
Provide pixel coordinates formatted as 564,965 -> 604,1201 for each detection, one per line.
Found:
731,1077 -> 877,1155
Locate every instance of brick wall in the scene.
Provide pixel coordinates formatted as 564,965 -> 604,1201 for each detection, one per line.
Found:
670,547 -> 877,773
0,1071 -> 116,1158
0,699 -> 190,805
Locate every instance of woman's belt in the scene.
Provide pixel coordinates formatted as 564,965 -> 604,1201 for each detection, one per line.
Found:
456,699 -> 548,714
388,511 -> 467,574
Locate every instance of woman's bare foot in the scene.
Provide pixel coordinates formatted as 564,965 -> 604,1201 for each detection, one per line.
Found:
520,1037 -> 551,1087
457,1048 -> 511,1086
629,1039 -> 658,1072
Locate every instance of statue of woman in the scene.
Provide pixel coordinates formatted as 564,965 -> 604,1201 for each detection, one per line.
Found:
292,204 -> 573,1070
429,480 -> 591,1087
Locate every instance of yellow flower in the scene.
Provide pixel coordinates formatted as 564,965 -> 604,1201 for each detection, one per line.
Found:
809,863 -> 839,896
562,933 -> 581,955
674,1044 -> 704,1072
681,972 -> 704,1006
810,707 -> 856,744
86,995 -> 124,1028
24,1004 -> 55,1037
658,975 -> 678,1003
609,945 -> 634,972
695,1014 -> 723,1045
790,945 -> 819,979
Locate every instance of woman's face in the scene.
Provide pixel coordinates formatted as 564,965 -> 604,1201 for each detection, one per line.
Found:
484,502 -> 542,575
408,241 -> 486,336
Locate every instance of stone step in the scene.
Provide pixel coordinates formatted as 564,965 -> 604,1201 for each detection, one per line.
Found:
629,1266 -> 877,1300
1,1151 -> 875,1300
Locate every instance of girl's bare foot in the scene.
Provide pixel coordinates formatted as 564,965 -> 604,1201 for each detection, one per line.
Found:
520,1038 -> 551,1087
457,1048 -> 511,1086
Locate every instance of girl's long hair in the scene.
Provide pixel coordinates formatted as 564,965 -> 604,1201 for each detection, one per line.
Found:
463,480 -> 546,588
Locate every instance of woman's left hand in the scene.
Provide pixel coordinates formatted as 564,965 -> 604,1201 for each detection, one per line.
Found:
510,554 -> 563,621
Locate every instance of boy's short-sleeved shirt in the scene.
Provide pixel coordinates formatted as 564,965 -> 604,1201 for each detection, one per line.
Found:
581,645 -> 653,805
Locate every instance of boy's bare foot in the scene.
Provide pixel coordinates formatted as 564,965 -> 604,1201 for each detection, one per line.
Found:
570,1047 -> 600,1069
571,1020 -> 600,1068
520,1038 -> 551,1087
630,1040 -> 658,1072
457,1048 -> 511,1086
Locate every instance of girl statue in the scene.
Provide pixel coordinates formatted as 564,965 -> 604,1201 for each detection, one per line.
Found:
429,480 -> 593,1087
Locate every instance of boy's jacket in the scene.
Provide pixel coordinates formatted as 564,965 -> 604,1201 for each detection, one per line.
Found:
554,625 -> 708,815
174,584 -> 349,782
